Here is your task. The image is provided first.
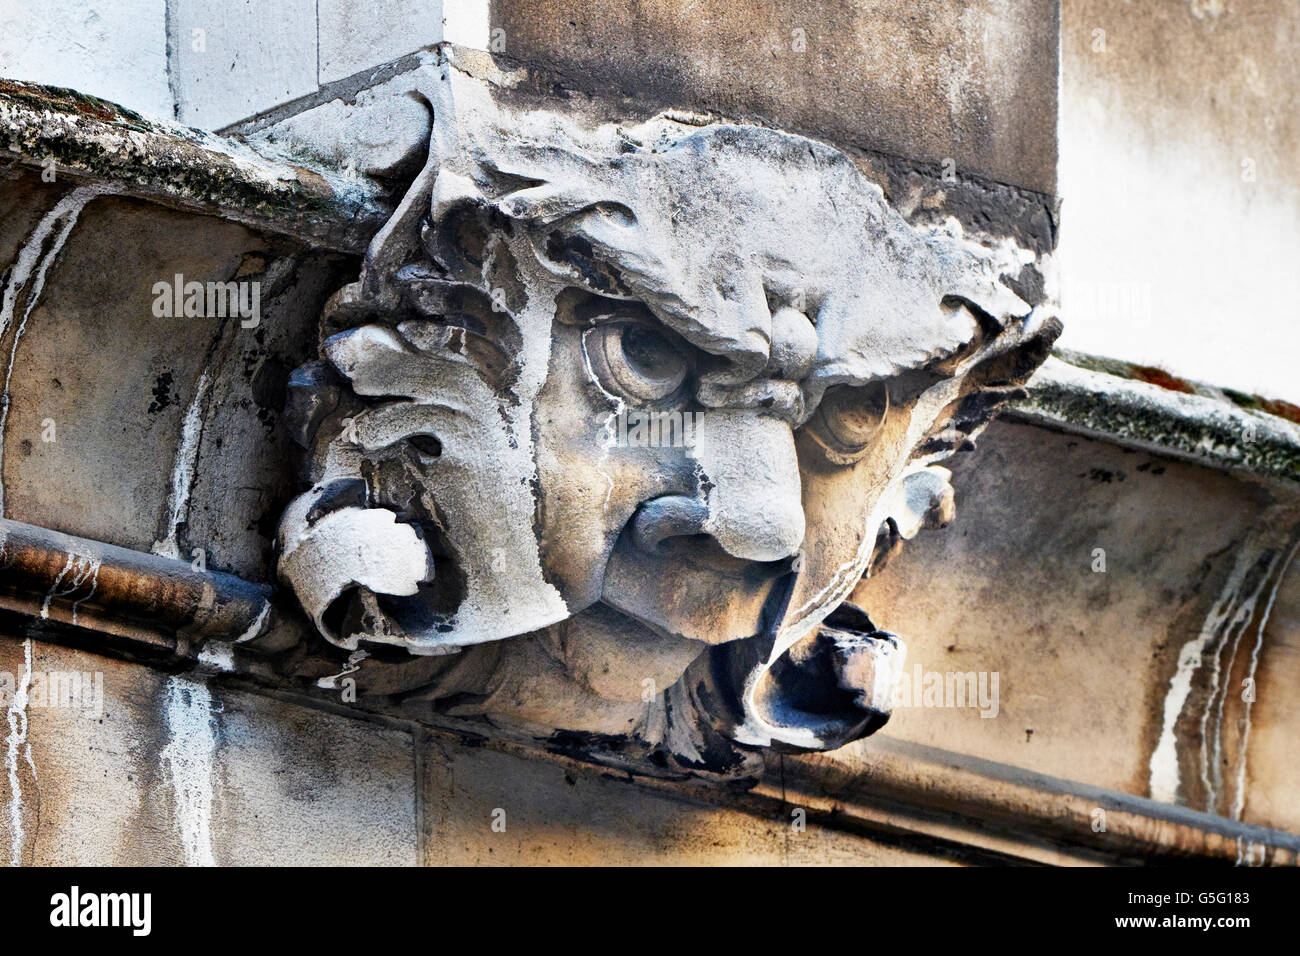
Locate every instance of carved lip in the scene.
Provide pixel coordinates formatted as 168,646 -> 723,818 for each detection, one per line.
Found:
742,599 -> 904,751
600,518 -> 795,646
817,601 -> 880,637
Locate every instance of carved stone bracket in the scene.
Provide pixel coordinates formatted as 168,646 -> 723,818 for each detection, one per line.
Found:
275,58 -> 1060,775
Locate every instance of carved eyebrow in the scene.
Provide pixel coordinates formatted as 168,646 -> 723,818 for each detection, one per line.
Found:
568,295 -> 656,326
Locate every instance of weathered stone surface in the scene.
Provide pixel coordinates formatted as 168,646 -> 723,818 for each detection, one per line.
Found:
491,0 -> 1060,195
0,636 -> 415,866
0,183 -> 348,588
3,194 -> 269,551
243,53 -> 439,179
275,59 -> 1058,773
771,736 -> 1300,865
854,418 -> 1300,833
418,731 -> 953,865
0,80 -> 390,253
1014,355 -> 1300,487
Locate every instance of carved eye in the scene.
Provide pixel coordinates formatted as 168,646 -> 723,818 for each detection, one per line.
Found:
406,433 -> 443,459
808,383 -> 889,463
585,321 -> 690,402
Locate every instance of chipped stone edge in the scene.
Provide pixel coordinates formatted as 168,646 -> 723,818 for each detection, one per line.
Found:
1009,355 -> 1300,489
0,79 -> 390,254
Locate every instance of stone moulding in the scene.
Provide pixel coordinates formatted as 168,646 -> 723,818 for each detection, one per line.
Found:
0,518 -> 270,650
0,78 -> 390,254
1011,355 -> 1300,488
759,736 -> 1300,865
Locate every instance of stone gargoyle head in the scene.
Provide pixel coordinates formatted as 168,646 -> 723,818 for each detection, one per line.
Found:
278,63 -> 1059,776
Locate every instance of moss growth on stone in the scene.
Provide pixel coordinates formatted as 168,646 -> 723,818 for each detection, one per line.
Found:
1017,371 -> 1300,487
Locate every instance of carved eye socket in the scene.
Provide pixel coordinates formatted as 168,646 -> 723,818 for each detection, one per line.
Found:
585,321 -> 690,402
405,433 -> 443,459
808,383 -> 889,463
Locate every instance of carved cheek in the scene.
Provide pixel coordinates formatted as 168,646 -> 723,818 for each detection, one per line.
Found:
529,323 -> 669,605
784,430 -> 903,629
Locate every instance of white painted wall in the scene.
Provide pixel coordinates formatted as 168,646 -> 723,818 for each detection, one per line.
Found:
1059,2 -> 1300,403
170,0 -> 321,129
0,0 -> 173,120
0,0 -> 489,128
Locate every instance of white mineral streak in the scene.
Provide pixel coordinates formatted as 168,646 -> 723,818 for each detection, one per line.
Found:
1149,516 -> 1299,806
159,676 -> 218,867
231,599 -> 271,643
195,642 -> 235,673
1236,839 -> 1265,867
38,553 -> 72,620
0,186 -> 112,515
1150,560 -> 1254,805
67,559 -> 101,626
38,551 -> 101,624
1230,535 -> 1299,821
152,367 -> 211,561
4,638 -> 36,867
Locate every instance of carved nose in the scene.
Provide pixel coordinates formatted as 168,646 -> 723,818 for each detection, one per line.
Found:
632,412 -> 805,563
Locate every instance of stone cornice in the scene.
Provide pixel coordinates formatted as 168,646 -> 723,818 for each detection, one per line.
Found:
1011,354 -> 1300,488
0,78 -> 389,253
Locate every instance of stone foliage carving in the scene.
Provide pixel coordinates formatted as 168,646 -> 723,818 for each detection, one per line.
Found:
277,60 -> 1059,776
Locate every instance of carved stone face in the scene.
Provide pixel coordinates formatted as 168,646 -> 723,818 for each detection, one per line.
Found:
278,65 -> 1058,769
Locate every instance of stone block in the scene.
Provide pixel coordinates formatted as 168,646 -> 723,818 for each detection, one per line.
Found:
0,0 -> 172,119
490,0 -> 1059,194
0,636 -> 416,865
170,0 -> 319,129
318,0 -> 445,84
418,733 -> 951,865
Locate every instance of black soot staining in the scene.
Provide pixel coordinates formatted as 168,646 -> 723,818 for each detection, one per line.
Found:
148,370 -> 174,414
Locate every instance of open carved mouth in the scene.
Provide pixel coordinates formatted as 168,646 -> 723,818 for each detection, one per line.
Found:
642,550 -> 906,769
592,481 -> 910,763
750,601 -> 904,750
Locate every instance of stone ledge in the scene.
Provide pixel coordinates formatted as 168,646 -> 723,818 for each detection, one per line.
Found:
0,79 -> 389,253
1010,354 -> 1300,488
